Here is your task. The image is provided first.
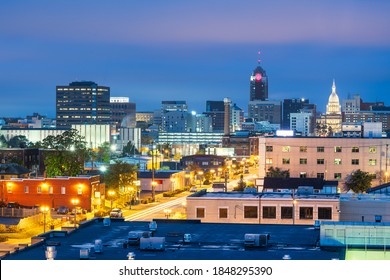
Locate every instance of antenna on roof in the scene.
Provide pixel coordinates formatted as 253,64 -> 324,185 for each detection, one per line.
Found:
257,50 -> 261,64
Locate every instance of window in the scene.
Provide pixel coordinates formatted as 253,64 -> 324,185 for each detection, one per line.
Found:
262,206 -> 276,219
300,172 -> 307,178
266,158 -> 273,164
317,173 -> 325,179
281,207 -> 293,219
334,158 -> 342,165
7,186 -> 12,193
299,207 -> 313,219
300,158 -> 307,164
352,147 -> 359,153
282,158 -> 290,164
282,146 -> 291,152
299,146 -> 307,152
24,186 -> 29,193
219,208 -> 228,219
334,173 -> 342,179
266,146 -> 273,152
317,159 -> 324,165
369,159 -> 377,166
351,159 -> 359,165
37,186 -> 42,194
77,186 -> 83,195
61,186 -> 66,195
317,146 -> 325,152
369,146 -> 377,153
244,206 -> 258,219
334,146 -> 342,153
196,207 -> 205,218
318,207 -> 332,220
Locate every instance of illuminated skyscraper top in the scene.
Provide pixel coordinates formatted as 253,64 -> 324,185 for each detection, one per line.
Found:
250,51 -> 268,101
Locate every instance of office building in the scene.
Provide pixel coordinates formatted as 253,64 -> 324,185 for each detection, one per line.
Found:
110,97 -> 136,130
250,64 -> 268,101
56,81 -> 111,128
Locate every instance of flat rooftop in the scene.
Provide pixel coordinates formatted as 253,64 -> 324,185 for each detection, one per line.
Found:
4,219 -> 342,260
189,190 -> 339,200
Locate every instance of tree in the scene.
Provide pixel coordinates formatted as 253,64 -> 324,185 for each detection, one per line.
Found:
122,141 -> 138,156
103,160 -> 138,206
267,167 -> 290,178
8,135 -> 30,148
40,129 -> 89,177
95,142 -> 111,163
345,169 -> 372,193
0,135 -> 8,148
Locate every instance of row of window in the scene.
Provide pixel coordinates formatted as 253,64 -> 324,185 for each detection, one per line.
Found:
266,158 -> 377,166
266,146 -> 377,153
7,186 -> 82,195
196,206 -> 333,220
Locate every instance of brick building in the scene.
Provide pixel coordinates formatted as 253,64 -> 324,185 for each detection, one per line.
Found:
0,175 -> 105,212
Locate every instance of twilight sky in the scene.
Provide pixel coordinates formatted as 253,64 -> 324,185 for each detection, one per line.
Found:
1,0 -> 390,118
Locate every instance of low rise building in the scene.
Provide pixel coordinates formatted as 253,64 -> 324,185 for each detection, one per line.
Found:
0,175 -> 104,212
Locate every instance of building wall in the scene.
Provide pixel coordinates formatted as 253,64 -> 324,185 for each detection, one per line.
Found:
258,137 -> 390,187
186,193 -> 340,225
0,128 -> 67,143
340,195 -> 390,222
71,124 -> 111,149
1,176 -> 103,211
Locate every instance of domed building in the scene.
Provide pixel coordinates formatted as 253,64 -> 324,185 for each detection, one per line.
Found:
317,80 -> 342,136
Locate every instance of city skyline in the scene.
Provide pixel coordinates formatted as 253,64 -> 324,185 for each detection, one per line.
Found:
1,0 -> 390,118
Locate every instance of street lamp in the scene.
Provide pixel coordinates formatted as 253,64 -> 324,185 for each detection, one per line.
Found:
107,190 -> 115,211
197,171 -> 204,188
151,181 -> 157,200
71,198 -> 79,229
210,169 -> 215,184
41,206 -> 49,233
164,209 -> 172,219
292,199 -> 297,225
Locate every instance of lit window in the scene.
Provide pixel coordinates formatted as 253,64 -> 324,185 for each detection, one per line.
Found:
369,159 -> 377,166
61,186 -> 66,195
266,158 -> 273,164
299,146 -> 307,152
77,186 -> 83,195
49,186 -> 53,194
369,146 -> 377,153
24,186 -> 29,193
334,173 -> 342,180
334,159 -> 342,165
300,172 -> 307,178
37,186 -> 42,194
334,146 -> 342,153
282,146 -> 290,152
282,158 -> 290,164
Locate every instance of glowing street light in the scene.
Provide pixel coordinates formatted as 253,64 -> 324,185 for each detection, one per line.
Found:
164,209 -> 172,219
71,198 -> 79,229
107,190 -> 115,211
41,206 -> 49,233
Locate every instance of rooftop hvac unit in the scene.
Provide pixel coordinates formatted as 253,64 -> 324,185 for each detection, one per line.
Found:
80,248 -> 90,259
94,239 -> 103,253
244,233 -> 270,247
45,246 -> 57,260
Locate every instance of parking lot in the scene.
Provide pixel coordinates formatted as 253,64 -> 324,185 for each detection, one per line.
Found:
3,219 -> 343,260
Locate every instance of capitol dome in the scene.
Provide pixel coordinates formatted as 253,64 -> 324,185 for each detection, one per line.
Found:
326,80 -> 341,115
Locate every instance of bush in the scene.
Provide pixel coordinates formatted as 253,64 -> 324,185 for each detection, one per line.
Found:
0,236 -> 8,242
8,225 -> 19,233
0,224 -> 7,233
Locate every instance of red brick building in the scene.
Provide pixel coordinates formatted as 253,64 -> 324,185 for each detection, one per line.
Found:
0,175 -> 105,212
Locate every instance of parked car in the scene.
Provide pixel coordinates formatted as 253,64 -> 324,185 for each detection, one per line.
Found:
57,206 -> 69,214
110,208 -> 123,218
71,207 -> 86,214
